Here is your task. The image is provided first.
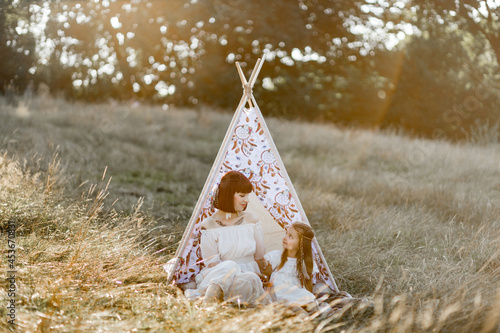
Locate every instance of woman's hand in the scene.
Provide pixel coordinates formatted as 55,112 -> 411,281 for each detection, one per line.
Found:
256,258 -> 273,278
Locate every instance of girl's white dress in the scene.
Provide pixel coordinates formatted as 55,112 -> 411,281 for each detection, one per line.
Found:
188,216 -> 267,303
265,250 -> 319,306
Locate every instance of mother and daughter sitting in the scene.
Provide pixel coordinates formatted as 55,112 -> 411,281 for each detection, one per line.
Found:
186,170 -> 332,310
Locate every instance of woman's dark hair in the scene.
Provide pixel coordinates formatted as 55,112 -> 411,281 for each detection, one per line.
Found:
278,222 -> 315,292
214,171 -> 253,213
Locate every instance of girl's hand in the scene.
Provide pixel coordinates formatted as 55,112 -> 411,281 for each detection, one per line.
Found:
262,281 -> 273,288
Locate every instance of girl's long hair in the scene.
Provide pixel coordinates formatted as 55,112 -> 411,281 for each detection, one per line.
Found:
277,222 -> 315,292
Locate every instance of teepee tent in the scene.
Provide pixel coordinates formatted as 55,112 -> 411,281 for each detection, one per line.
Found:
165,58 -> 339,293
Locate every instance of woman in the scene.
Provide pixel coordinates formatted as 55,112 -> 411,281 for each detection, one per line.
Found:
193,171 -> 269,304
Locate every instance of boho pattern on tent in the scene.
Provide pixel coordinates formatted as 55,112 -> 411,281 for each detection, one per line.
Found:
172,106 -> 335,290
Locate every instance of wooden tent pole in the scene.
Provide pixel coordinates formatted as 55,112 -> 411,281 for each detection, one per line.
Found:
246,58 -> 264,109
235,62 -> 247,87
237,59 -> 261,110
247,58 -> 262,87
249,58 -> 265,87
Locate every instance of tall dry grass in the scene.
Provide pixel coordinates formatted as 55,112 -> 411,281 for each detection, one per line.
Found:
1,94 -> 499,332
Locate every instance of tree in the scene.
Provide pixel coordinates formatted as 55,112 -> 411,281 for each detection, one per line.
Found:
16,0 -> 498,141
0,0 -> 36,96
409,0 -> 500,68
382,26 -> 500,140
37,0 -> 394,121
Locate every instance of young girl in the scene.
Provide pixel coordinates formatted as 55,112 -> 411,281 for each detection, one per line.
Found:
264,222 -> 319,307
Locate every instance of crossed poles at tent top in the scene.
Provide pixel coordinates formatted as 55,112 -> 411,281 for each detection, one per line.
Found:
235,58 -> 265,111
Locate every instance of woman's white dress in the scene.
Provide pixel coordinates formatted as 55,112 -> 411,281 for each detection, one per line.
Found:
189,216 -> 267,303
265,250 -> 318,306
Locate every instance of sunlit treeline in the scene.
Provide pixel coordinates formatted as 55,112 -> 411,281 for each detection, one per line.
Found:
1,0 -> 499,140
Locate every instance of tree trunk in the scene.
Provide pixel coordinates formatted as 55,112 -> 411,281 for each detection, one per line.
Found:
487,35 -> 500,70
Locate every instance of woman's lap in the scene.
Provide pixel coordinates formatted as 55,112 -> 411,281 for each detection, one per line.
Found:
195,260 -> 265,303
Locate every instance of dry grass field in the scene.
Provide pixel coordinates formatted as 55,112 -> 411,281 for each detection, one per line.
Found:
1,93 -> 499,332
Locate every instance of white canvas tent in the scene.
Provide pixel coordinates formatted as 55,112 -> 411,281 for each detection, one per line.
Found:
165,58 -> 339,293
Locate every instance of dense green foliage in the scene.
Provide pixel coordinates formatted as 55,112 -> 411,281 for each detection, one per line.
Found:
1,0 -> 499,139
